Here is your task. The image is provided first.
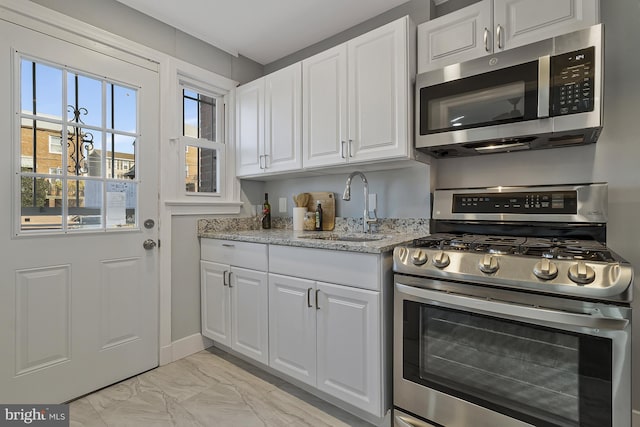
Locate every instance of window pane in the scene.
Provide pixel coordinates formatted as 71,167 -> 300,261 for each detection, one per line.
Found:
183,96 -> 198,138
106,134 -> 136,179
67,73 -> 102,128
20,119 -> 64,174
185,146 -> 218,193
21,61 -> 63,119
67,127 -> 100,176
200,95 -> 215,141
107,83 -> 137,133
68,179 -> 102,230
183,89 -> 217,141
21,177 -> 62,231
106,181 -> 137,228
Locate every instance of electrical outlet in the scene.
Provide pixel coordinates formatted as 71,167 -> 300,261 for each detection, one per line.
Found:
369,193 -> 377,211
279,197 -> 287,213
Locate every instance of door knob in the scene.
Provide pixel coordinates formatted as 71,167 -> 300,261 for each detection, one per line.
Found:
143,239 -> 157,250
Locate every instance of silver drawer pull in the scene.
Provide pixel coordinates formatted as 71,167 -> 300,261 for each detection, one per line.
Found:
221,244 -> 235,248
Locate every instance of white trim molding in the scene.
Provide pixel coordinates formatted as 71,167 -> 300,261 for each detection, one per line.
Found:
160,333 -> 213,365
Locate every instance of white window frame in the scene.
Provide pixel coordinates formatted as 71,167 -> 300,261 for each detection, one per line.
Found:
161,58 -> 241,214
48,134 -> 63,154
179,82 -> 225,196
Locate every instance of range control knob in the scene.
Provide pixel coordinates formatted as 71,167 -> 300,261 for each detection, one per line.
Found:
432,251 -> 450,268
568,261 -> 595,284
479,254 -> 499,274
533,258 -> 558,280
411,249 -> 428,266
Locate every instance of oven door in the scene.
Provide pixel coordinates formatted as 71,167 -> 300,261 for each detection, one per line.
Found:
393,276 -> 631,427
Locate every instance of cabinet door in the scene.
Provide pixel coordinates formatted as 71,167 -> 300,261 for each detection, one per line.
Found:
268,274 -> 316,386
495,0 -> 599,51
348,17 -> 409,163
200,261 -> 231,346
302,44 -> 348,168
417,0 -> 492,73
264,63 -> 302,173
316,282 -> 381,416
236,78 -> 264,177
230,267 -> 269,364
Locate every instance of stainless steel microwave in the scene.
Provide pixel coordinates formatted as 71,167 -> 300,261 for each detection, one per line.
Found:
415,24 -> 603,158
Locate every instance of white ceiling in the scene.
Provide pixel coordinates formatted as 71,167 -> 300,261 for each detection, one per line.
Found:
115,0 -> 410,65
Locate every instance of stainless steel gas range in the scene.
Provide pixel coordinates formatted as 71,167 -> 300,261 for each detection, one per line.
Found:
393,183 -> 633,427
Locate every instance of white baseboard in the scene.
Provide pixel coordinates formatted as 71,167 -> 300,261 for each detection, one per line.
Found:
159,333 -> 213,366
633,409 -> 640,427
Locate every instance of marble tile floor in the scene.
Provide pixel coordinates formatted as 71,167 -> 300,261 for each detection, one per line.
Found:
69,346 -> 376,427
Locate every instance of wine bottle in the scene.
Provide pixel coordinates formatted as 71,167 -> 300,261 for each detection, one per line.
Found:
315,201 -> 323,231
262,193 -> 271,229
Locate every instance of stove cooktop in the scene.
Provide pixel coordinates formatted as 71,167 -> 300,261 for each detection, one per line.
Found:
393,233 -> 633,302
412,233 -> 617,262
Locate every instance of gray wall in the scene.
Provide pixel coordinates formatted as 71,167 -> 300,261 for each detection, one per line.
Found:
29,0 -> 264,84
260,165 -> 431,219
264,0 -> 430,74
435,1 -> 640,414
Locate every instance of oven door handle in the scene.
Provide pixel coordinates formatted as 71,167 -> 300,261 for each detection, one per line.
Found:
396,283 -> 629,331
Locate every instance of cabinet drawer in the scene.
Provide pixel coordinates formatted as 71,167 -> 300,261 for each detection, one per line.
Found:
269,245 -> 380,291
201,239 -> 268,271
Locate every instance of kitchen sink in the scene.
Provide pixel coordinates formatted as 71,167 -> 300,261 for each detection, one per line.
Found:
298,234 -> 385,242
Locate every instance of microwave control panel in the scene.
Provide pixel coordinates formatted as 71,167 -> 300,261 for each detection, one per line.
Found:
550,46 -> 595,116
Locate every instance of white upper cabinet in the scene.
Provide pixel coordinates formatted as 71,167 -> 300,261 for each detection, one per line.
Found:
418,0 -> 599,73
303,16 -> 412,169
236,63 -> 302,177
302,44 -> 348,168
236,79 -> 264,176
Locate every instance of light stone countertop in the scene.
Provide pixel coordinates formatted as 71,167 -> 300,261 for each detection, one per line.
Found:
198,217 -> 430,254
199,228 -> 420,254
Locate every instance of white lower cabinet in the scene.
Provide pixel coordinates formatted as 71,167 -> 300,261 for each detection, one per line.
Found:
268,245 -> 386,417
269,273 -> 381,415
201,240 -> 269,365
202,239 -> 389,419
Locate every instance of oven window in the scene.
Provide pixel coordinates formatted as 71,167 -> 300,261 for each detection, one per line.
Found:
419,61 -> 538,135
403,301 -> 612,427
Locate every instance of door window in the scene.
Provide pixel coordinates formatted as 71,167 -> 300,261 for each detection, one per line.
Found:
17,57 -> 139,233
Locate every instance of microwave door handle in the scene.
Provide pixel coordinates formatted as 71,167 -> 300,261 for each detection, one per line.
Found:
538,55 -> 551,118
395,283 -> 629,331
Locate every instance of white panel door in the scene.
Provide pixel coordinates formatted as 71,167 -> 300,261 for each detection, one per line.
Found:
316,282 -> 381,415
0,21 -> 159,403
302,44 -> 348,168
268,273 -> 316,386
236,78 -> 264,176
348,17 -> 409,163
230,267 -> 269,364
264,63 -> 302,173
495,0 -> 599,51
200,261 -> 231,346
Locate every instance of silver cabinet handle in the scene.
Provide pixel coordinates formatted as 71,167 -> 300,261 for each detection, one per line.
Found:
483,27 -> 490,52
340,140 -> 346,159
315,289 -> 320,310
307,288 -> 313,308
228,271 -> 233,287
259,154 -> 265,169
348,139 -> 353,157
263,154 -> 269,169
223,270 -> 229,286
496,24 -> 503,50
221,243 -> 235,248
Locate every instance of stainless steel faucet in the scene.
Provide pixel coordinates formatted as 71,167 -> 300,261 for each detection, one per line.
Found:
342,171 -> 378,233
